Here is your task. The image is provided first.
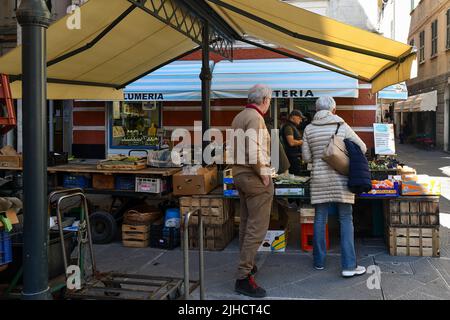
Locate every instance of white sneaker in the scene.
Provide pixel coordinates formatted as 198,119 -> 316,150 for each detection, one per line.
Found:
342,266 -> 366,278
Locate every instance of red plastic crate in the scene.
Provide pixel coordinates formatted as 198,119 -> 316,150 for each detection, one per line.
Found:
300,223 -> 329,252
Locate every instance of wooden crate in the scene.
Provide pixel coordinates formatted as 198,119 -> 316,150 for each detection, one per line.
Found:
180,197 -> 234,225
388,227 -> 440,257
186,218 -> 235,251
0,155 -> 22,168
387,197 -> 439,227
122,224 -> 150,248
92,174 -> 115,190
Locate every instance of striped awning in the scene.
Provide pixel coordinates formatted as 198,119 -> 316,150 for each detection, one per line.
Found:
124,61 -> 212,101
211,58 -> 359,99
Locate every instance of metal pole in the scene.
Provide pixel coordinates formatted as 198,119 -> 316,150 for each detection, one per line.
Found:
198,206 -> 205,300
200,21 -> 212,165
272,99 -> 278,130
183,211 -> 191,299
16,0 -> 51,300
49,100 -> 54,152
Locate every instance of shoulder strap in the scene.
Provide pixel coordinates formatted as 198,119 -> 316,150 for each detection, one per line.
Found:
335,123 -> 341,135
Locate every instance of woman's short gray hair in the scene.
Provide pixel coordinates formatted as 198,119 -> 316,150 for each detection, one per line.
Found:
316,96 -> 336,111
248,84 -> 272,105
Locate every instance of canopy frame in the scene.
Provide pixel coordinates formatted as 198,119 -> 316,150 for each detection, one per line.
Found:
128,0 -> 235,60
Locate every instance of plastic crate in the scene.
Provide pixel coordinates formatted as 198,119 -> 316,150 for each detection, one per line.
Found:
115,175 -> 136,191
360,181 -> 400,198
135,176 -> 168,194
63,174 -> 91,189
150,224 -> 180,250
0,231 -> 12,265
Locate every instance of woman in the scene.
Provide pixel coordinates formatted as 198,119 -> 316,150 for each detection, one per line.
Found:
302,97 -> 367,278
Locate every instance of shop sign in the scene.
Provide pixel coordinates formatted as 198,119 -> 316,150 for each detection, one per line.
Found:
273,90 -> 314,98
124,93 -> 164,101
373,123 -> 396,155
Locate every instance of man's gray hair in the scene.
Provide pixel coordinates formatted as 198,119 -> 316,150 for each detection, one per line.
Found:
248,84 -> 272,105
316,96 -> 337,111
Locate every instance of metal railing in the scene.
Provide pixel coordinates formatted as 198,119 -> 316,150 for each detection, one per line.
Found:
183,207 -> 205,300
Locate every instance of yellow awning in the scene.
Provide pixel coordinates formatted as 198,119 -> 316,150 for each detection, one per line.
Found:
0,0 -> 415,99
206,0 -> 416,93
0,0 -> 199,100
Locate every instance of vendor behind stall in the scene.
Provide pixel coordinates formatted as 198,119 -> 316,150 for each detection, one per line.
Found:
280,110 -> 306,176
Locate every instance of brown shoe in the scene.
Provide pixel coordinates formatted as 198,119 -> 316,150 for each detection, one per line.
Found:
235,275 -> 266,298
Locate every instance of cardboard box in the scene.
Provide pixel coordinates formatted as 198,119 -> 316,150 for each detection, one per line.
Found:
402,177 -> 441,196
0,155 -> 22,168
299,206 -> 315,224
173,166 -> 218,196
258,220 -> 288,252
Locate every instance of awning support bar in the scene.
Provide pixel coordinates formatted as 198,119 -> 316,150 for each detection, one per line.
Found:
47,5 -> 137,67
117,46 -> 201,89
206,0 -> 402,62
10,75 -> 119,89
240,38 -> 370,82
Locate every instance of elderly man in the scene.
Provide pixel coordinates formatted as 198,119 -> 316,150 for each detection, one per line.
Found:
229,84 -> 273,298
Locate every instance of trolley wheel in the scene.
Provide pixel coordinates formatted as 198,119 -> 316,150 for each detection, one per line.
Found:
89,211 -> 118,244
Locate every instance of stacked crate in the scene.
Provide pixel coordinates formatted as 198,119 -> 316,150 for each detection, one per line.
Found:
386,196 -> 440,257
122,206 -> 163,248
179,196 -> 235,251
122,224 -> 150,248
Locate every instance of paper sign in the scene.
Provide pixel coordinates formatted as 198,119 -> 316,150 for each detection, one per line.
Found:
373,123 -> 396,155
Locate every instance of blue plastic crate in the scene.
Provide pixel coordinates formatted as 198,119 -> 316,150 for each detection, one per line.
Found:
0,231 -> 12,265
115,175 -> 136,191
63,174 -> 91,189
224,189 -> 239,197
223,177 -> 234,184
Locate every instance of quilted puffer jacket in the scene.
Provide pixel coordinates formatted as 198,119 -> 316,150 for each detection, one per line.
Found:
302,110 -> 367,204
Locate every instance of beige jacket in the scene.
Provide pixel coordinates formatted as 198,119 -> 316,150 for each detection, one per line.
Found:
302,110 -> 367,205
229,108 -> 271,178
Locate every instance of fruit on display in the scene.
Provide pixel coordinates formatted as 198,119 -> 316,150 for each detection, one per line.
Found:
371,180 -> 395,189
369,157 -> 400,171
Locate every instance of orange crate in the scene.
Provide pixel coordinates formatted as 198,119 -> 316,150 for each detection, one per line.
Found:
300,223 -> 329,252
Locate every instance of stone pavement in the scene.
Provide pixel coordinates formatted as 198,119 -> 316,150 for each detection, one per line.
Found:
92,143 -> 450,300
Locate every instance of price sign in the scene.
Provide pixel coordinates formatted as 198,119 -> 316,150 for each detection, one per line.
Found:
373,123 -> 396,155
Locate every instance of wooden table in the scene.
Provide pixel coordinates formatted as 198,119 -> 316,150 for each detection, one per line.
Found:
0,164 -> 181,177
46,164 -> 181,176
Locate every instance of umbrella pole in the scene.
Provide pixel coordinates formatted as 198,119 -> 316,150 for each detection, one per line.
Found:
16,0 -> 52,300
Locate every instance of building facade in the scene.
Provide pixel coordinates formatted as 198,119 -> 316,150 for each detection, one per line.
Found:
406,0 -> 450,151
283,0 -> 380,32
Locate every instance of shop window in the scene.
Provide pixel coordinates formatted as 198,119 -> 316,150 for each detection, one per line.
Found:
447,9 -> 450,49
110,101 -> 161,149
431,20 -> 438,57
419,31 -> 425,63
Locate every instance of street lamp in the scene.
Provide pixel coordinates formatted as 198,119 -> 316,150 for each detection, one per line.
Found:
16,0 -> 52,300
